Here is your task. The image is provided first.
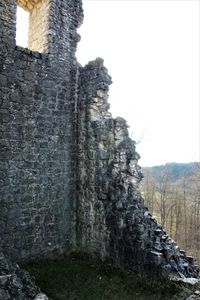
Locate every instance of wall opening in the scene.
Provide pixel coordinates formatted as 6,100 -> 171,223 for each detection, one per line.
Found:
16,0 -> 50,53
16,6 -> 29,48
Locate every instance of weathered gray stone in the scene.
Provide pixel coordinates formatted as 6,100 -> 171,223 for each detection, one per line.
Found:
0,1 -> 199,299
0,251 -> 49,300
76,58 -> 200,282
0,0 -> 83,261
34,293 -> 49,300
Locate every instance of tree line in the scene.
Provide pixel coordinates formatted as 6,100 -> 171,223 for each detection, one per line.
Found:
141,163 -> 200,263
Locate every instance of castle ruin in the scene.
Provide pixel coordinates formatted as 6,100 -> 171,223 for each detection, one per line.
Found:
0,0 -> 199,298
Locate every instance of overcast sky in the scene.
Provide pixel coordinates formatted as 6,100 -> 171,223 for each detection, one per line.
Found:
17,0 -> 200,167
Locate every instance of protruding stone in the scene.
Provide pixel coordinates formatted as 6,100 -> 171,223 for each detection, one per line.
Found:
0,252 -> 48,299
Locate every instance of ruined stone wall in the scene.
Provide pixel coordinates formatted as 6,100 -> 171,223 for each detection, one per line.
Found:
0,0 -> 199,286
0,0 -> 83,260
77,59 -> 199,282
76,59 -> 113,256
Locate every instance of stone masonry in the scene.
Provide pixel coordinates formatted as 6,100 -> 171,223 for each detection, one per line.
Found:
76,59 -> 199,283
0,0 -> 199,292
0,0 -> 83,260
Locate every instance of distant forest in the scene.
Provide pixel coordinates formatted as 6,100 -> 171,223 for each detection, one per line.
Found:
141,162 -> 200,263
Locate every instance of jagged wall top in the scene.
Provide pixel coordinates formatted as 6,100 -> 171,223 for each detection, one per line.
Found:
0,0 -> 83,55
0,0 -> 199,286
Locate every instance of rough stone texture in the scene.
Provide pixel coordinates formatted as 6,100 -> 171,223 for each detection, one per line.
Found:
0,0 -> 199,291
77,58 -> 200,282
0,251 -> 49,300
0,0 -> 83,260
18,0 -> 42,12
186,291 -> 200,300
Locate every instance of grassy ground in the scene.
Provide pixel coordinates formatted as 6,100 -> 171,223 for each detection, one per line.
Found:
22,254 -> 191,300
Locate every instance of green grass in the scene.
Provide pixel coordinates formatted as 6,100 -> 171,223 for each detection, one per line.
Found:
21,254 -> 191,300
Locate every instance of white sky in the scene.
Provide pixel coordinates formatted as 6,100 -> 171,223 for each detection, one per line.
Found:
17,0 -> 200,167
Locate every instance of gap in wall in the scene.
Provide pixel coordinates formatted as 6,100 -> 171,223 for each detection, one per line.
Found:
16,0 -> 50,53
16,5 -> 29,48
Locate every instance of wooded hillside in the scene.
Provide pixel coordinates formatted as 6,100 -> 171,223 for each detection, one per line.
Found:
141,162 -> 200,263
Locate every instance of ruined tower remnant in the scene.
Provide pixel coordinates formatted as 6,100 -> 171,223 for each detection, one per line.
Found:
0,0 -> 83,260
0,0 -> 199,290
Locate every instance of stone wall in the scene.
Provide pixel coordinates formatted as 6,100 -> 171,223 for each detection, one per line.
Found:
18,0 -> 43,11
76,59 -> 113,256
0,0 -> 199,287
0,0 -> 83,260
77,59 -> 199,282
